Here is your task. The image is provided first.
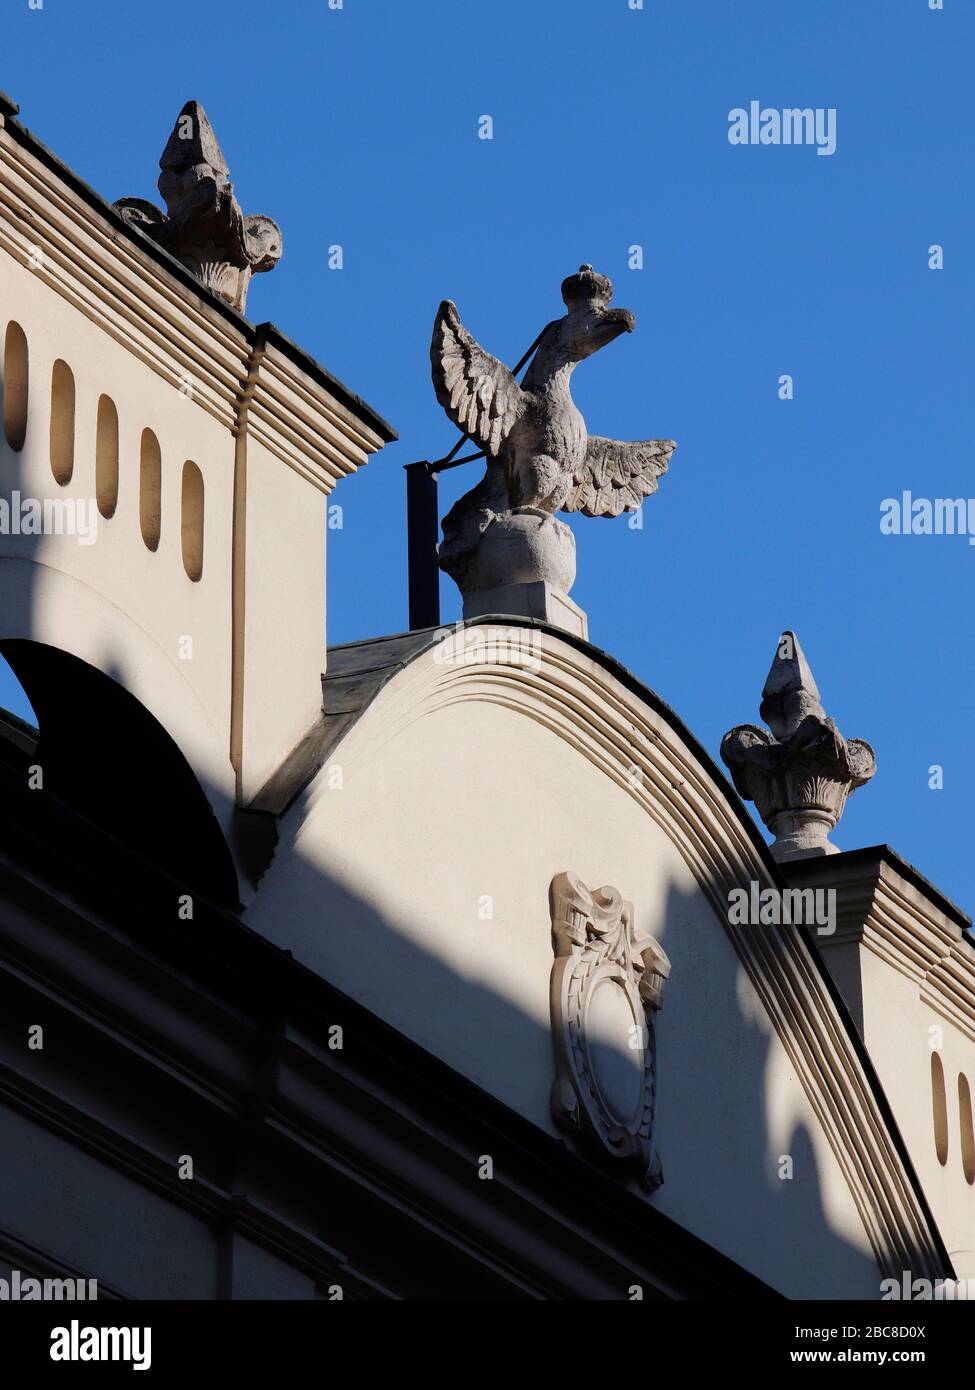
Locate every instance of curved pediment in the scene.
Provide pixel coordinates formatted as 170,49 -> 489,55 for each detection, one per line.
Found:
250,617 -> 949,1296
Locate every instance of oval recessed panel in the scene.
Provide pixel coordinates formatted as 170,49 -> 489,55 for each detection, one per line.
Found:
3,321 -> 29,451
585,977 -> 643,1125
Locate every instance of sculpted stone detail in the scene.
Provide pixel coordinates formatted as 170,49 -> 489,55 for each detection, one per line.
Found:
430,267 -> 676,631
720,630 -> 876,862
549,870 -> 670,1189
116,101 -> 281,314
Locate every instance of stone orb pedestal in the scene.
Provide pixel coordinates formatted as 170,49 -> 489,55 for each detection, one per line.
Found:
459,510 -> 588,640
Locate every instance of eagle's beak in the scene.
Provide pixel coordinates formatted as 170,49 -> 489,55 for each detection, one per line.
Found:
605,308 -> 636,334
565,304 -> 638,360
590,307 -> 636,348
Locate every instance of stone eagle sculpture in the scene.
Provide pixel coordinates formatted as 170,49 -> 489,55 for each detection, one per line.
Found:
430,265 -> 676,627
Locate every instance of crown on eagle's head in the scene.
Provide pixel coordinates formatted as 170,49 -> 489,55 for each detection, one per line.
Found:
560,264 -> 614,311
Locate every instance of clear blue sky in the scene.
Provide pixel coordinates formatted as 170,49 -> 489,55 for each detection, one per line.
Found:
2,1 -> 972,913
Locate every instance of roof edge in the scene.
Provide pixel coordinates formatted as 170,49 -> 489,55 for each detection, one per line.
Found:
319,615 -> 777,863
1,109 -> 397,444
786,843 -> 971,935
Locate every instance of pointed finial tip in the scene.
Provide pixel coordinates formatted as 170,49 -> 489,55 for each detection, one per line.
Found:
762,629 -> 820,700
757,630 -> 825,740
160,99 -> 229,177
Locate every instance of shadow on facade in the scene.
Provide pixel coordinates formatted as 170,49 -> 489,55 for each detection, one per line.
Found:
0,419 -> 888,1298
0,691 -> 890,1298
242,794 -> 885,1299
0,640 -> 239,907
0,382 -> 241,905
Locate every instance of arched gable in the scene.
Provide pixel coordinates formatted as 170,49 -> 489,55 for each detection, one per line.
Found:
249,619 -> 949,1296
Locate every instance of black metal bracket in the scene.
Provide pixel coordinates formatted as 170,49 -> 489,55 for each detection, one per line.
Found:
405,319 -> 557,630
405,461 -> 442,630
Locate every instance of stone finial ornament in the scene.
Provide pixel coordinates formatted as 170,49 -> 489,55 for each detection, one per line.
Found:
430,266 -> 676,636
720,631 -> 876,862
116,101 -> 281,314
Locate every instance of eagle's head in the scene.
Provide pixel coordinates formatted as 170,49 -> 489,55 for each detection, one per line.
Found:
541,264 -> 636,363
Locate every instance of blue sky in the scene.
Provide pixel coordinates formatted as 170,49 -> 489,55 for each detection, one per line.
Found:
2,0 -> 972,912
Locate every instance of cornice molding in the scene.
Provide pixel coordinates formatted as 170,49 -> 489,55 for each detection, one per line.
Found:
0,126 -> 389,492
787,850 -> 975,1043
246,339 -> 388,493
0,130 -> 246,428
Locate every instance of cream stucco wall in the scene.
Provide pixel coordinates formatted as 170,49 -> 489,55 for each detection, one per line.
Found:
0,115 -> 390,822
236,435 -> 328,803
849,943 -> 975,1279
248,631 -> 895,1298
0,250 -> 239,826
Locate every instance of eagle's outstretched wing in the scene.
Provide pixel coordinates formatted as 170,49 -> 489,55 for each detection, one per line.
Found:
430,301 -> 528,458
564,436 -> 676,518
